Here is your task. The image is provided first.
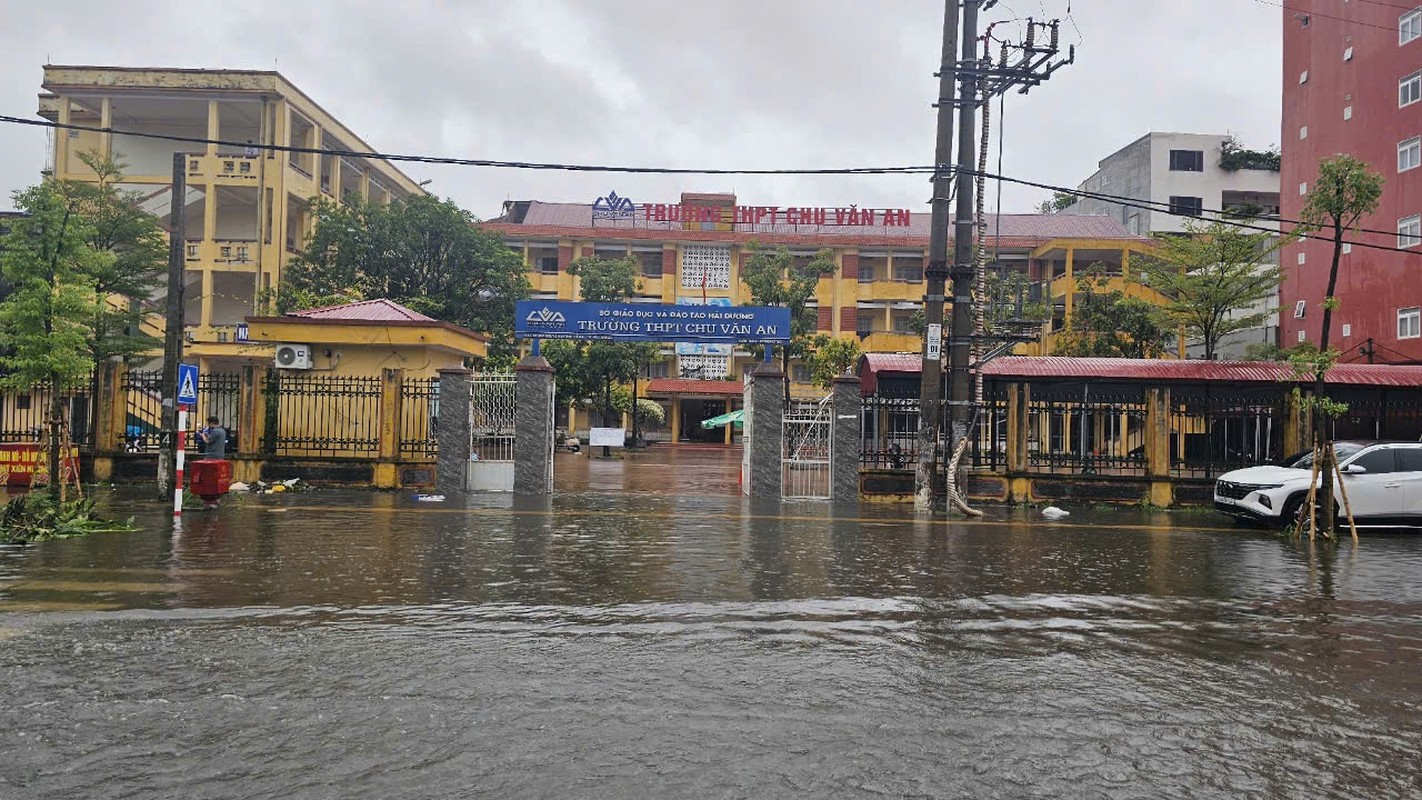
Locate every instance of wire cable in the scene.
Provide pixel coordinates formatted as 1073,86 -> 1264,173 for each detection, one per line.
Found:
7,112 -> 1420,256
1250,0 -> 1409,34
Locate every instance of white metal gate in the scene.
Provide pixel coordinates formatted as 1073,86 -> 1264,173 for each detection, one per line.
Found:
467,372 -> 517,492
782,395 -> 833,500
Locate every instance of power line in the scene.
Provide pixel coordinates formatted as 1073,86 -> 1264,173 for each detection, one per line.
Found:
1250,0 -> 1409,34
5,112 -> 1418,256
0,114 -> 934,177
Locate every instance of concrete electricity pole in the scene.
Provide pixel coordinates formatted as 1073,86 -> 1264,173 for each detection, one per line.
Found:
157,152 -> 186,498
917,3 -> 1074,512
916,0 -> 961,512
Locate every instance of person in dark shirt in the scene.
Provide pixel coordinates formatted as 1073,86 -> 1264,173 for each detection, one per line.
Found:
197,416 -> 227,458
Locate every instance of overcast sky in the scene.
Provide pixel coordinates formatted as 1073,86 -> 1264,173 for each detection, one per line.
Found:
1,0 -> 1281,218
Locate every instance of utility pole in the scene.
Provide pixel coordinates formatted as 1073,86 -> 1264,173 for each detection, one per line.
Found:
916,0 -> 960,512
947,0 -> 981,463
917,4 -> 1074,512
157,153 -> 186,499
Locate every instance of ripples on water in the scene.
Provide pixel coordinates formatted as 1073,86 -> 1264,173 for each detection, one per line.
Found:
1,486 -> 1421,799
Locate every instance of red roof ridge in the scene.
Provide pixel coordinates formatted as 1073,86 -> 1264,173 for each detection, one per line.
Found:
289,298 -> 434,322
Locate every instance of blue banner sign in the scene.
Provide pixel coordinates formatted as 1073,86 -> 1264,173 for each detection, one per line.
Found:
517,300 -> 791,344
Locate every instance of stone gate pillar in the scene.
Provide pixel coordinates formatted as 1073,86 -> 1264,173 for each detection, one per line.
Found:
831,373 -> 862,505
435,368 -> 472,495
746,360 -> 784,500
514,354 -> 555,496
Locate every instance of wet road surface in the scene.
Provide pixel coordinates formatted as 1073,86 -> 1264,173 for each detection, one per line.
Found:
2,447 -> 1421,798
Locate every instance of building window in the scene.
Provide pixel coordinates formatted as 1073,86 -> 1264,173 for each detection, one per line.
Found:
1300,182 -> 1309,195
637,250 -> 663,278
1401,137 -> 1422,172
1399,306 -> 1422,339
1300,125 -> 1308,139
1168,150 -> 1204,172
892,256 -> 924,282
858,262 -> 875,282
1294,300 -> 1307,319
1343,105 -> 1354,120
891,315 -> 917,334
1168,196 -> 1204,217
1401,71 -> 1421,107
1300,70 -> 1309,84
1400,215 -> 1422,248
1345,46 -> 1354,61
1344,243 -> 1353,254
1298,251 -> 1307,265
1403,8 -> 1422,45
1343,323 -> 1352,338
856,317 -> 874,337
790,364 -> 811,383
536,256 -> 559,274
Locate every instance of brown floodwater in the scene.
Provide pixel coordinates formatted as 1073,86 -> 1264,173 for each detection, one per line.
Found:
1,447 -> 1420,798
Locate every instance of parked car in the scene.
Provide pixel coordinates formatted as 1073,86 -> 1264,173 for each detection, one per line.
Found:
1214,440 -> 1422,529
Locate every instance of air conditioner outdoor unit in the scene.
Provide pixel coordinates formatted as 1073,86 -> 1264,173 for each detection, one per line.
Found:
275,344 -> 313,370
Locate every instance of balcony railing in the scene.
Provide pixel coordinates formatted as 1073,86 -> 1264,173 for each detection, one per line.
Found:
183,238 -> 260,267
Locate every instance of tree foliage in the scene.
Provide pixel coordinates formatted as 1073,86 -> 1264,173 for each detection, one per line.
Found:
545,256 -> 647,425
0,180 -> 112,500
739,243 -> 836,396
1132,221 -> 1288,360
1054,272 -> 1173,359
806,334 -> 861,388
284,194 -> 530,360
1037,191 -> 1079,214
64,152 -> 167,363
1219,136 -> 1281,172
1291,154 -> 1384,537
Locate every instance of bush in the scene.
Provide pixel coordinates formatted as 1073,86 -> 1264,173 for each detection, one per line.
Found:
0,493 -> 135,543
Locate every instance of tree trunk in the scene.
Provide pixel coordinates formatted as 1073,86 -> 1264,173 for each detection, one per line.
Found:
1314,217 -> 1345,534
781,345 -> 791,407
47,373 -> 63,503
602,377 -> 613,458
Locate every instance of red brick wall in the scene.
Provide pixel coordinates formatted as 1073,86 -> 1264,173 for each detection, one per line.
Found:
817,306 -> 833,331
840,306 -> 857,333
557,245 -> 573,272
662,247 -> 676,278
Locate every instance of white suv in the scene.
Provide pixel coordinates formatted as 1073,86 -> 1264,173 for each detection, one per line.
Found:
1214,441 -> 1422,528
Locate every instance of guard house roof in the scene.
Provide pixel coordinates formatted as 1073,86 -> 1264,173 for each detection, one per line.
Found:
858,355 -> 1422,392
245,299 -> 488,358
644,379 -> 745,398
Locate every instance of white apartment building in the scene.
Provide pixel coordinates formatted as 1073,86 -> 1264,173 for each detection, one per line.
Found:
1060,132 -> 1283,358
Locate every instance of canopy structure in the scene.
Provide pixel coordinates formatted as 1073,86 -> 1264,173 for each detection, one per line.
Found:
700,409 -> 744,429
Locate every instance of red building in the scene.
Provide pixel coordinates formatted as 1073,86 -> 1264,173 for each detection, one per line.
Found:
1281,2 -> 1422,362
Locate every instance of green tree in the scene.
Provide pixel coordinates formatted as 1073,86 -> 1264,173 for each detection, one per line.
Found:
64,151 -> 166,364
285,194 -> 530,362
1132,220 -> 1288,360
1055,273 -> 1173,359
806,334 -> 861,388
1037,191 -> 1079,214
739,243 -> 836,401
1295,154 -> 1384,535
566,255 -> 644,447
0,182 -> 111,500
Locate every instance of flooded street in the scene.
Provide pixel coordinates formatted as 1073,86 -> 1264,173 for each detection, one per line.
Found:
2,448 -> 1421,798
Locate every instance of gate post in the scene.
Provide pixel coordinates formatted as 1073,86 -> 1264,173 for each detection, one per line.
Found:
435,367 -> 472,495
514,354 -> 555,496
831,373 -> 862,504
745,360 -> 784,500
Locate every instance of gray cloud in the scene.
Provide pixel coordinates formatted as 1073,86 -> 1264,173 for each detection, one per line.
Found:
0,0 -> 1281,218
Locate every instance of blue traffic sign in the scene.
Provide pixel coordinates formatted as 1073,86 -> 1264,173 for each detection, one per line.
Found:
177,363 -> 199,406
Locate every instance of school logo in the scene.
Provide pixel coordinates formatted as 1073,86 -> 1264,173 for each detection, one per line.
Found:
524,306 -> 567,328
592,190 -> 636,220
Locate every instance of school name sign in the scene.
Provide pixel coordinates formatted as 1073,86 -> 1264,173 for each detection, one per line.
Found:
516,300 -> 791,344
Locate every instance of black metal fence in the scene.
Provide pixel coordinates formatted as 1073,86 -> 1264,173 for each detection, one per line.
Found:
263,372 -> 382,457
0,378 -> 95,447
120,370 -> 241,454
1023,386 -> 1150,477
399,377 -> 439,459
1168,386 -> 1284,479
862,394 -> 923,469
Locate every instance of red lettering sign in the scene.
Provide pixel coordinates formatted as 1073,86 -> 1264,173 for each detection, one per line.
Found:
639,203 -> 910,227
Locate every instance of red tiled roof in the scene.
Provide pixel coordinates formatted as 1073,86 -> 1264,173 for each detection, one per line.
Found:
645,379 -> 745,397
857,352 -> 925,394
488,202 -> 1143,249
289,298 -> 434,322
980,356 -> 1422,386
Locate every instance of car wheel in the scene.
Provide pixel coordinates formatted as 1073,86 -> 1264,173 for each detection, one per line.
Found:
1280,494 -> 1307,532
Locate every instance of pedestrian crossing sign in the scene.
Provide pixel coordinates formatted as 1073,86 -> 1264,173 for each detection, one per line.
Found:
177,363 -> 198,406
